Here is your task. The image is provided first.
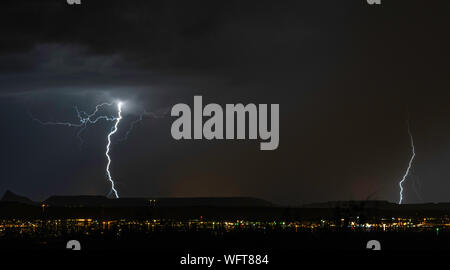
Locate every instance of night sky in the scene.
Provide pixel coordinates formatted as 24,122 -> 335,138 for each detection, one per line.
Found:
1,0 -> 449,205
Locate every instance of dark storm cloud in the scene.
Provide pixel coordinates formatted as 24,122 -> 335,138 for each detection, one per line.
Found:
1,0 -> 237,70
0,1 -> 357,78
1,0 -> 450,204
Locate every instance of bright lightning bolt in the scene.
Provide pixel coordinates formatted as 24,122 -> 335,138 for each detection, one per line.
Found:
398,121 -> 416,204
30,101 -> 123,198
105,102 -> 122,198
30,102 -> 117,145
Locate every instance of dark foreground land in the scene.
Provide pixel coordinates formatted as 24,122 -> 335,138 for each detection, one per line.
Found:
1,230 -> 449,251
1,191 -> 450,251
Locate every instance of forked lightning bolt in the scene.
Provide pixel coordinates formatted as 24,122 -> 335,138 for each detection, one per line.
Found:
398,121 -> 415,204
31,101 -> 123,198
105,102 -> 122,198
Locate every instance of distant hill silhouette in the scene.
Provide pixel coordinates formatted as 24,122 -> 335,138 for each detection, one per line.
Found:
302,200 -> 450,211
43,195 -> 275,207
44,195 -> 111,207
140,197 -> 275,207
1,190 -> 38,205
302,200 -> 396,209
0,191 -> 450,220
